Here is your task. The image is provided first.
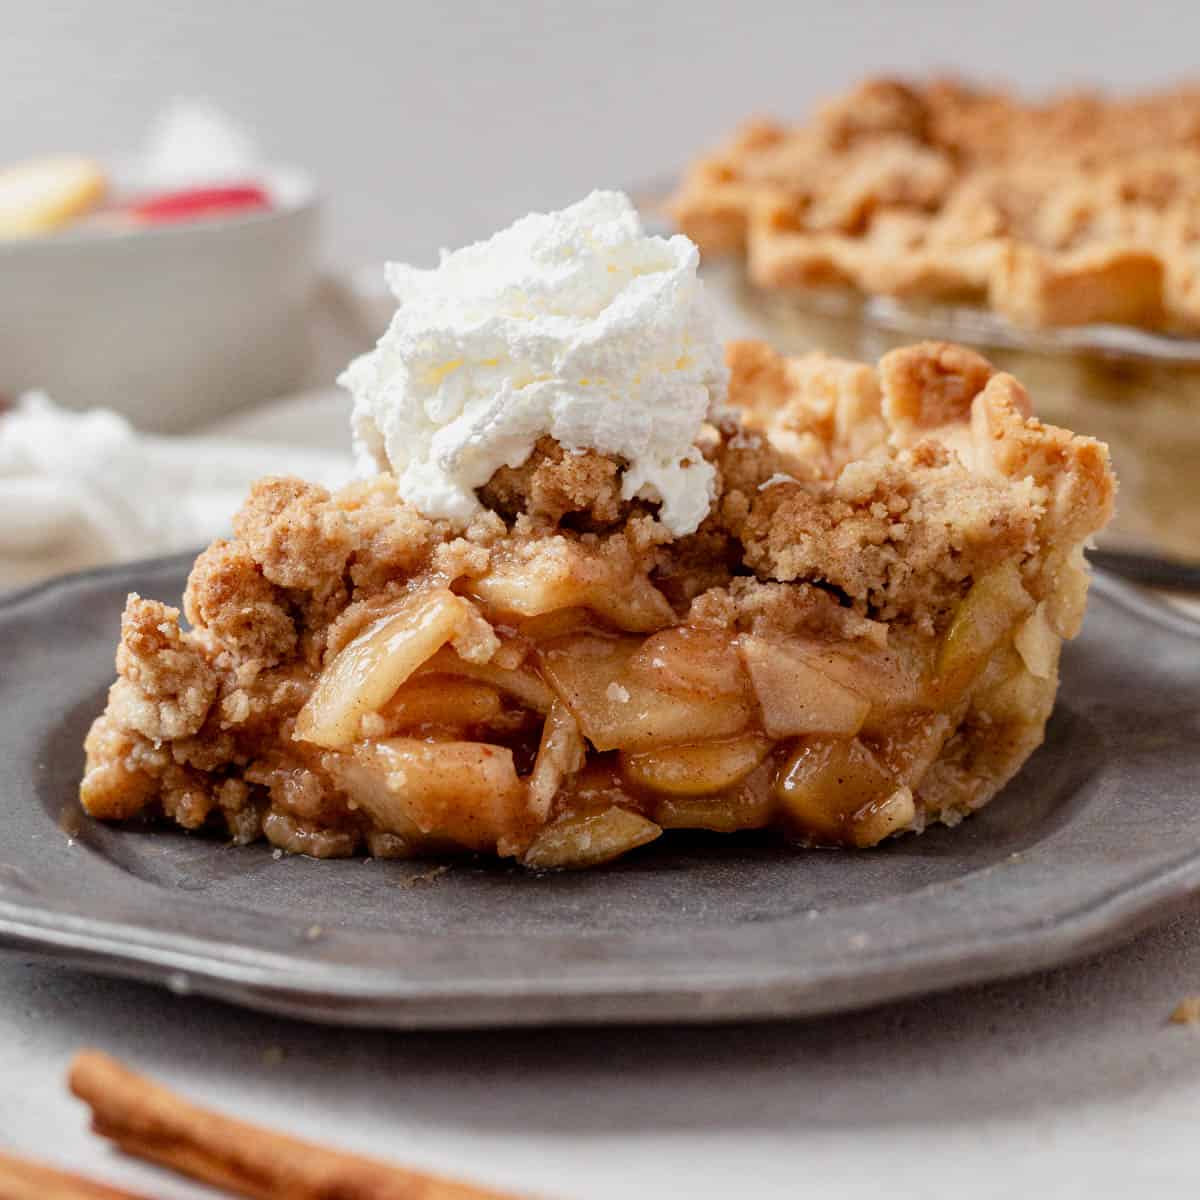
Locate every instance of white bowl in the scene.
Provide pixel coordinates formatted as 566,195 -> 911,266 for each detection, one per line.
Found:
0,166 -> 320,432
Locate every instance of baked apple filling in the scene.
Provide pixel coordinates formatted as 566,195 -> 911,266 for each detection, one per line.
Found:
80,340 -> 1115,868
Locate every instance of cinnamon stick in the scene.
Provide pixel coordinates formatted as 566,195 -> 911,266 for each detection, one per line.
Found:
0,1150 -> 154,1200
68,1051 -> 528,1200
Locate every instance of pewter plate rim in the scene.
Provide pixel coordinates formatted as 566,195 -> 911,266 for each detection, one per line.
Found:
0,554 -> 1197,1028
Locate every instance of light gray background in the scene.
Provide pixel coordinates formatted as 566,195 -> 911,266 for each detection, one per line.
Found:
5,3 -> 1200,1196
7,0 -> 1200,266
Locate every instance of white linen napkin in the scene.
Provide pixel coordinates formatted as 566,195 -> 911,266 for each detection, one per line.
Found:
0,393 -> 352,592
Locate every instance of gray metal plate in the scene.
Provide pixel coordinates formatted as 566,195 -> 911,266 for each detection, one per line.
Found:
0,555 -> 1197,1028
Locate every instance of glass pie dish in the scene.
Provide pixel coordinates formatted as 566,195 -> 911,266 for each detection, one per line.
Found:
655,69 -> 1200,571
706,259 -> 1200,564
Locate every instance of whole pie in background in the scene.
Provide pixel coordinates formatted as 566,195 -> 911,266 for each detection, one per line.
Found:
670,76 -> 1200,332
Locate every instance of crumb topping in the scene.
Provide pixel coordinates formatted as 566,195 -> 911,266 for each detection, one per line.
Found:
476,436 -> 629,529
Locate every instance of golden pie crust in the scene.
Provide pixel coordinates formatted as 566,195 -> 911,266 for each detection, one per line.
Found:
80,340 -> 1115,868
671,78 -> 1200,331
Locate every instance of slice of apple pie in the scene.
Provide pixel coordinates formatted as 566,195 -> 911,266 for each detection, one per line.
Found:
80,338 -> 1114,868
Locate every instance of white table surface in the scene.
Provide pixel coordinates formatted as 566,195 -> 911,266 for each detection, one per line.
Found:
3,911 -> 1200,1199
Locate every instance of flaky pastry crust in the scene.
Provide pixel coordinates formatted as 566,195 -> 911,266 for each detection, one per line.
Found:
671,77 -> 1200,331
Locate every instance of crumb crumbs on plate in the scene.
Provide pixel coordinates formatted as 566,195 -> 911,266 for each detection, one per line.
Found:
1169,997 -> 1200,1025
397,864 -> 451,889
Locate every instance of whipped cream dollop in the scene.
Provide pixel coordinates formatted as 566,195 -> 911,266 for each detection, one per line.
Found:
340,190 -> 728,536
